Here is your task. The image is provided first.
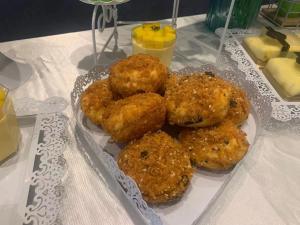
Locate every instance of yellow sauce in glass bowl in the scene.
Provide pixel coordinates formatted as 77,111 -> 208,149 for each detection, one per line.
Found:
0,87 -> 20,163
132,23 -> 176,67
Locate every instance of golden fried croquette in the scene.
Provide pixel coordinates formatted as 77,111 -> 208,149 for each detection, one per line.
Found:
102,93 -> 166,143
80,79 -> 114,125
179,121 -> 249,170
225,84 -> 250,126
118,131 -> 194,204
109,54 -> 168,97
165,73 -> 232,127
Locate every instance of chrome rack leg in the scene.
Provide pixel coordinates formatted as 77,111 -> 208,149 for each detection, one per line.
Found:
92,5 -> 99,66
92,4 -> 120,66
112,5 -> 118,52
172,0 -> 180,28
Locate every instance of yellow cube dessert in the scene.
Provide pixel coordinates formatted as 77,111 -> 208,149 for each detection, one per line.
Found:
132,23 -> 176,66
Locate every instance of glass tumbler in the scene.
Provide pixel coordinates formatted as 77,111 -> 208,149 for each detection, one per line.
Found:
0,84 -> 21,164
206,0 -> 263,31
132,23 -> 176,67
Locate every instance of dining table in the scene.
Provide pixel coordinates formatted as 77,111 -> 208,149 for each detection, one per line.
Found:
0,14 -> 299,225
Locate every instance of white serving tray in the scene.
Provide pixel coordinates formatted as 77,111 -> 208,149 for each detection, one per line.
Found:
71,64 -> 272,225
223,30 -> 300,122
0,97 -> 68,225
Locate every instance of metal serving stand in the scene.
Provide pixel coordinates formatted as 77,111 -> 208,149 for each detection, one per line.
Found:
80,0 -> 181,67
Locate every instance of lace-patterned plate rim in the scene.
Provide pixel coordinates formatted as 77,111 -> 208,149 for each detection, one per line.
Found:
223,33 -> 300,122
22,113 -> 69,225
224,37 -> 285,101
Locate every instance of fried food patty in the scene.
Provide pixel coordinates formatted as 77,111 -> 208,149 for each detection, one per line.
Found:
80,79 -> 114,125
225,84 -> 250,126
165,73 -> 232,127
118,131 -> 193,204
102,93 -> 166,143
109,54 -> 168,97
179,121 -> 249,170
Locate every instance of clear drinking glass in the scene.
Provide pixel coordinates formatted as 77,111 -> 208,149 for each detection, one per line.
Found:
131,23 -> 176,67
0,84 -> 21,164
206,0 -> 263,31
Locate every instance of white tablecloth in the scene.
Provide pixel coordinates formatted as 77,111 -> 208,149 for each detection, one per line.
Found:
0,15 -> 299,225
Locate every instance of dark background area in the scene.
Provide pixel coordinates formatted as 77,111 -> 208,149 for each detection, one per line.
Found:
0,0 -> 210,42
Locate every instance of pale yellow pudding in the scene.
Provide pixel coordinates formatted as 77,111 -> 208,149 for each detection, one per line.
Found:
132,23 -> 176,67
244,34 -> 300,64
0,88 -> 20,163
265,58 -> 300,97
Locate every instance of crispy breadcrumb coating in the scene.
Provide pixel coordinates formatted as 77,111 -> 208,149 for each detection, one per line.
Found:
225,84 -> 250,126
102,93 -> 166,143
80,79 -> 114,125
109,54 -> 168,97
165,73 -> 232,127
118,131 -> 193,204
179,121 -> 249,170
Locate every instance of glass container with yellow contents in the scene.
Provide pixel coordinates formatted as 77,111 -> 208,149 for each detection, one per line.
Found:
0,85 -> 21,164
132,23 -> 176,67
